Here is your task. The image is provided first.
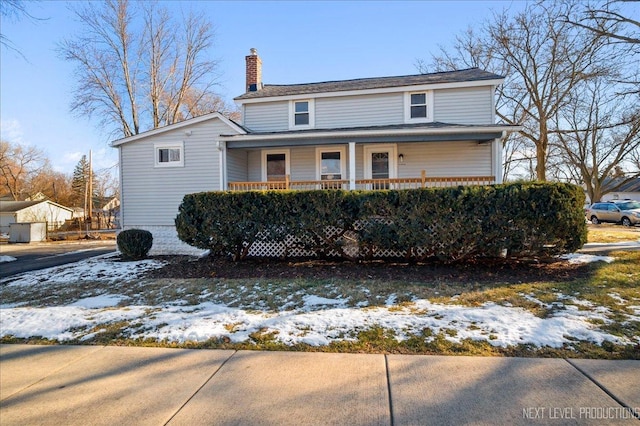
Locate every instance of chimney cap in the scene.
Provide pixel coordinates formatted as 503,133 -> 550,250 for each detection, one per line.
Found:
249,48 -> 258,56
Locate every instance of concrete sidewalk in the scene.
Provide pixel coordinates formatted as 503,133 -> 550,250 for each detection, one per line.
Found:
1,345 -> 638,425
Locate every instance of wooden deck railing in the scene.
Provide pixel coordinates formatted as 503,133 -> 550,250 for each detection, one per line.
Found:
228,172 -> 495,191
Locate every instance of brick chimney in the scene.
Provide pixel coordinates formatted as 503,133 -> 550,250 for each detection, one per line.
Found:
245,48 -> 262,92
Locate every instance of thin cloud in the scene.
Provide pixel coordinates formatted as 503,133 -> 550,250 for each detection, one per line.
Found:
0,119 -> 24,143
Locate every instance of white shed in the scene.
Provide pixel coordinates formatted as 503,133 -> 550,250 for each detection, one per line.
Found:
9,222 -> 47,243
0,200 -> 74,234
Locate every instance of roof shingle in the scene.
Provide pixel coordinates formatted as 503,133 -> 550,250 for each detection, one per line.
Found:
235,68 -> 503,100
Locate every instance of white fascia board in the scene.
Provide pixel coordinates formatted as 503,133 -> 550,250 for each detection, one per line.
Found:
235,78 -> 505,105
20,200 -> 74,214
220,124 -> 521,142
110,112 -> 246,147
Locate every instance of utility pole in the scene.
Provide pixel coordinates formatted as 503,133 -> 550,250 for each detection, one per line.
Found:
88,149 -> 93,228
84,150 -> 93,237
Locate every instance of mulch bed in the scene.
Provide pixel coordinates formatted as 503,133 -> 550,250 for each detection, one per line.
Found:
144,255 -> 593,284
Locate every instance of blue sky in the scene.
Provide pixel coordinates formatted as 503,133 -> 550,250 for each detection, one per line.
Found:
0,0 -> 524,176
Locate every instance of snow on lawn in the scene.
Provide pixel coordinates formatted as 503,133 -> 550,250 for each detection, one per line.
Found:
0,253 -> 166,287
559,253 -> 615,264
1,294 -> 636,348
1,252 -> 637,349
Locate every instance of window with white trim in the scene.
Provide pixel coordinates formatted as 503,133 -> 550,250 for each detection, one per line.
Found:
262,149 -> 290,182
154,142 -> 184,167
404,91 -> 433,123
410,93 -> 427,118
316,147 -> 346,189
289,99 -> 314,129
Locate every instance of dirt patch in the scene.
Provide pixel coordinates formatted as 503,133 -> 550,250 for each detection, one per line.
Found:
48,232 -> 116,242
145,255 -> 593,285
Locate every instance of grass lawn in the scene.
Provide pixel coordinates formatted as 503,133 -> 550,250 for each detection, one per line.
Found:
1,237 -> 638,359
587,223 -> 640,243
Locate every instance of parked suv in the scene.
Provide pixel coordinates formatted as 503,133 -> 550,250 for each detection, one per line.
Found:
586,200 -> 640,226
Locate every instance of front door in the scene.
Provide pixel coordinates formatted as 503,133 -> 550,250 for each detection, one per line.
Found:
364,145 -> 397,189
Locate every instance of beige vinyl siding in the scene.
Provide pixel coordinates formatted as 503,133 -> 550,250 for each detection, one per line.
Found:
120,118 -> 238,227
434,87 -> 493,124
243,85 -> 495,132
315,93 -> 403,129
227,149 -> 248,182
396,141 -> 492,177
244,145 -> 356,182
243,101 -> 289,132
245,147 -> 316,181
290,147 -> 315,180
247,150 -> 261,181
233,141 -> 489,185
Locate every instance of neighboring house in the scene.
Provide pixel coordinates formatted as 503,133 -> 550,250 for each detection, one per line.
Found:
101,197 -> 121,229
0,200 -> 74,234
583,178 -> 640,205
600,178 -> 640,203
102,197 -> 120,212
112,49 -> 520,255
24,192 -> 48,201
72,207 -> 85,219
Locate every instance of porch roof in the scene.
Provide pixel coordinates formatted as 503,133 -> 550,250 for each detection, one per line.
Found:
221,122 -> 520,149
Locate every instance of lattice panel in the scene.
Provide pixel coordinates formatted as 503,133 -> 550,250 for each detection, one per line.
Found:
244,218 -> 452,260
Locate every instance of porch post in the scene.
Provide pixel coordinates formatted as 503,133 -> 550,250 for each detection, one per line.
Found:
218,140 -> 227,190
349,142 -> 356,190
493,133 -> 504,184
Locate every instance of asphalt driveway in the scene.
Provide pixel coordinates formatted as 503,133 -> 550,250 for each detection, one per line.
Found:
0,240 -> 117,278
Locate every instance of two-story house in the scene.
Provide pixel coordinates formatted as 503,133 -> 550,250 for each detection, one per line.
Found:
112,48 -> 519,255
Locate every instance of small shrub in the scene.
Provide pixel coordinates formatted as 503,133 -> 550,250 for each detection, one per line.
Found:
117,229 -> 153,260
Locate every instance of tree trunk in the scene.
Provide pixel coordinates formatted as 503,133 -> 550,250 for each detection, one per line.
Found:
536,122 -> 548,181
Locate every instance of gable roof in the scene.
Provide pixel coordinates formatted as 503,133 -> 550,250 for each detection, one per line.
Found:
235,68 -> 504,101
604,177 -> 640,193
0,200 -> 73,214
110,112 -> 247,147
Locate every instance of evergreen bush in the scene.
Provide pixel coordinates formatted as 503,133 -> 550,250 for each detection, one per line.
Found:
175,182 -> 587,262
117,229 -> 153,260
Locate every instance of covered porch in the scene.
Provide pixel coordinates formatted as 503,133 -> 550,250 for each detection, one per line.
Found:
227,172 -> 495,191
221,123 -> 513,191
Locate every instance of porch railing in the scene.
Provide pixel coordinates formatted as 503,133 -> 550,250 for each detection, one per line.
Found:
228,171 -> 496,191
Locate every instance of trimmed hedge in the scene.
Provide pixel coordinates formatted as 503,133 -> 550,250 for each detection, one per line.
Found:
175,182 -> 587,262
117,229 -> 153,260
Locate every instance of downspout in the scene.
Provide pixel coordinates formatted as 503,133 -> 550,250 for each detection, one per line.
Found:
117,146 -> 124,230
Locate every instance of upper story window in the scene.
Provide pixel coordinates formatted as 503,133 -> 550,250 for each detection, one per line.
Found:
404,91 -> 433,123
295,101 -> 309,125
289,99 -> 314,129
410,93 -> 427,118
154,142 -> 184,167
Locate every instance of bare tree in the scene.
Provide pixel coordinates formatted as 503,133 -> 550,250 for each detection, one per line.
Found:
564,2 -> 639,49
0,140 -> 71,202
1,140 -> 46,200
0,0 -> 44,57
563,1 -> 639,96
421,1 -> 611,181
28,169 -> 74,206
553,78 -> 640,202
60,0 -> 224,138
177,88 -> 241,122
